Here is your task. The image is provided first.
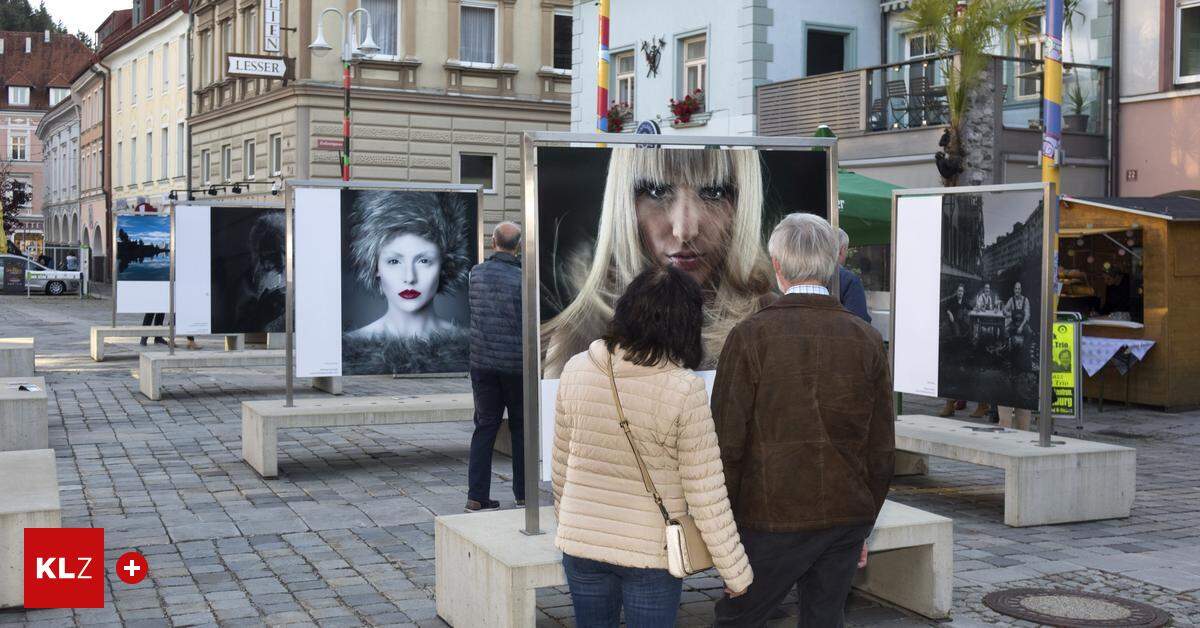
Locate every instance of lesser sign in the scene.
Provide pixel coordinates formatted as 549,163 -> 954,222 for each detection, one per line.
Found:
263,0 -> 281,53
228,55 -> 287,79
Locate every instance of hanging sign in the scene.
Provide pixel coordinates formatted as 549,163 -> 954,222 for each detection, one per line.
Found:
227,54 -> 291,79
263,0 -> 282,53
1051,321 -> 1078,417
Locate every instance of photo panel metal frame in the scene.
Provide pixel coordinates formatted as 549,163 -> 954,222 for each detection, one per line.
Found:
111,208 -> 174,326
520,131 -> 840,535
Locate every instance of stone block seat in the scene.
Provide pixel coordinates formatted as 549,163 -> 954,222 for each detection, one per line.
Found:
0,338 -> 34,377
138,350 -> 341,401
434,501 -> 952,627
0,377 -> 48,452
89,325 -> 246,362
0,449 -> 61,608
895,414 -> 1136,527
241,393 -> 474,478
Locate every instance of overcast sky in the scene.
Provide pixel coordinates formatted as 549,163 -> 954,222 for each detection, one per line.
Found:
41,0 -> 126,38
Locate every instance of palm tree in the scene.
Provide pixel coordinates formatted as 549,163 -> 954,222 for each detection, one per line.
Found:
905,0 -> 1041,186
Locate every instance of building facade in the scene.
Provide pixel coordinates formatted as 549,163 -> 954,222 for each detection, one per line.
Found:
0,30 -> 91,256
101,1 -> 189,214
1117,0 -> 1200,196
33,99 -> 79,248
188,0 -> 570,227
74,62 -> 109,278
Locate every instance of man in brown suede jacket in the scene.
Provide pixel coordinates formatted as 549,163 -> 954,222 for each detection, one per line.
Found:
711,213 -> 894,628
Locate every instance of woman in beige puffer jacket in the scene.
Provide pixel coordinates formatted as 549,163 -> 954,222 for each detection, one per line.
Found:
551,266 -> 753,627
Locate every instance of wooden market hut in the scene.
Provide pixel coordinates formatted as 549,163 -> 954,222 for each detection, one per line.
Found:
1059,195 -> 1200,410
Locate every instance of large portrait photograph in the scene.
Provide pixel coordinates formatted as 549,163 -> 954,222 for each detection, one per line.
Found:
937,190 -> 1044,409
537,146 -> 830,377
339,189 -> 479,376
116,214 -> 170,281
211,208 -> 286,334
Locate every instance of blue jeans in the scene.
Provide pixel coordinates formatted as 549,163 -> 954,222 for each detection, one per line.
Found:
562,553 -> 682,628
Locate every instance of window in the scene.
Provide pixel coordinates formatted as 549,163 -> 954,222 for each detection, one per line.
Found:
163,41 -> 170,89
201,148 -> 211,184
269,133 -> 282,175
200,30 -> 213,85
160,128 -> 168,180
221,144 -> 231,181
130,137 -> 138,185
805,29 -> 848,76
117,68 -> 124,109
145,132 -> 153,182
906,32 -> 934,60
614,51 -> 635,110
459,153 -> 494,193
243,139 -> 256,179
179,35 -> 186,85
1178,0 -> 1200,84
49,87 -> 69,106
553,11 -> 572,70
459,2 -> 496,65
681,34 -> 706,104
147,50 -> 154,97
7,86 -> 29,106
8,134 -> 26,160
176,123 -> 185,177
221,21 -> 233,79
362,0 -> 399,57
242,7 -> 259,53
131,59 -> 138,103
116,142 -> 123,186
1015,15 -> 1043,100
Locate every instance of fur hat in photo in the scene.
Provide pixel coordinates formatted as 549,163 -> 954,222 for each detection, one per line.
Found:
348,190 -> 473,294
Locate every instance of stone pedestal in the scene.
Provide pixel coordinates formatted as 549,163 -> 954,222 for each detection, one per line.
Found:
0,377 -> 48,452
0,338 -> 34,377
0,449 -> 61,608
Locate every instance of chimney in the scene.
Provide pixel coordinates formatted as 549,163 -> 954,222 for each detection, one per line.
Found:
24,37 -> 30,53
43,30 -> 49,43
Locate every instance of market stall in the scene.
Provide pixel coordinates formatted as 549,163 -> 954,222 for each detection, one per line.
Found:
1058,195 -> 1200,410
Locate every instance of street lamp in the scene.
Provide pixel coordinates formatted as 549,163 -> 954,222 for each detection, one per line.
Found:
309,8 -> 379,181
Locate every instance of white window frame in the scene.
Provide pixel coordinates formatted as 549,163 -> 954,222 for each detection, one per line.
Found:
49,87 -> 69,106
8,134 -> 26,161
1014,15 -> 1043,101
147,50 -> 154,97
160,127 -> 169,181
680,33 -> 707,107
243,6 -> 259,54
458,152 -> 496,194
116,141 -> 123,187
131,58 -> 138,104
1177,0 -> 1200,85
221,144 -> 232,182
358,0 -> 402,60
200,148 -> 211,185
163,41 -> 170,89
7,86 -> 29,106
145,132 -> 153,183
269,133 -> 282,176
176,123 -> 185,178
243,138 -> 256,179
117,68 -> 124,109
130,137 -> 138,186
458,0 -> 499,67
178,34 -> 186,85
613,49 -> 635,114
221,20 -> 234,80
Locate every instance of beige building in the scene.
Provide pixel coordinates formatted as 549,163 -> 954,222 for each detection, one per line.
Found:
188,0 -> 570,225
102,1 -> 189,214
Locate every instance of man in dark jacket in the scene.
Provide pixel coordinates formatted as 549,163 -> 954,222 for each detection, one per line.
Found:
466,222 -> 525,511
837,228 -> 871,323
712,214 -> 894,627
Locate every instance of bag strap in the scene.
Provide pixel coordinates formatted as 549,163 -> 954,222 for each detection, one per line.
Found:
607,353 -> 672,525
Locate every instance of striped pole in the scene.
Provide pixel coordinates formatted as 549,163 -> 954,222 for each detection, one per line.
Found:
342,60 -> 351,181
1041,0 -> 1063,186
596,0 -> 610,135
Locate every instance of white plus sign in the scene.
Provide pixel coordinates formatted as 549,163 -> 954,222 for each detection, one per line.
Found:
123,560 -> 141,578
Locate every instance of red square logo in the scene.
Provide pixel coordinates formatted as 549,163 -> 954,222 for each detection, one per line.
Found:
23,528 -> 105,608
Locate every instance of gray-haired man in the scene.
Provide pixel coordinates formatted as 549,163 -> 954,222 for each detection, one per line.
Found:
712,213 -> 894,627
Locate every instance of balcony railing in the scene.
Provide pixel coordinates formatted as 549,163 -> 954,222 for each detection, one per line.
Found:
757,55 -> 1110,138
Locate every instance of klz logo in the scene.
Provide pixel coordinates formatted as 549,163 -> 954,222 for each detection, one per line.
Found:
24,528 -> 104,608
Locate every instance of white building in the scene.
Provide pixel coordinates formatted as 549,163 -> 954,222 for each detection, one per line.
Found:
34,99 -> 80,246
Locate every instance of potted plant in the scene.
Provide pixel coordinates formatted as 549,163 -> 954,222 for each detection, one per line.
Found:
606,102 -> 633,133
669,89 -> 704,125
1064,79 -> 1090,133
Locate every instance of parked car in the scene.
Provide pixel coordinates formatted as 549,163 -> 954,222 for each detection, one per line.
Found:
0,254 -> 81,295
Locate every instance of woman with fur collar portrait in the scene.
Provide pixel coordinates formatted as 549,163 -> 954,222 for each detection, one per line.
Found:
342,190 -> 475,375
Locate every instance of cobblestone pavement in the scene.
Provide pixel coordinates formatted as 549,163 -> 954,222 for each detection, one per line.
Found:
3,292 -> 1200,627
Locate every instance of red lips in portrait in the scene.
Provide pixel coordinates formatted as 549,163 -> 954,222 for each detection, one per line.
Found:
399,289 -> 422,300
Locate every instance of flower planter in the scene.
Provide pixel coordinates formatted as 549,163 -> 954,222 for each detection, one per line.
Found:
1064,113 -> 1090,133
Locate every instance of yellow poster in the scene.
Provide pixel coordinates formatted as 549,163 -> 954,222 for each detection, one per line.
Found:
1051,322 -> 1076,416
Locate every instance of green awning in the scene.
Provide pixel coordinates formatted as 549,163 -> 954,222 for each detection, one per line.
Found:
838,170 -> 901,247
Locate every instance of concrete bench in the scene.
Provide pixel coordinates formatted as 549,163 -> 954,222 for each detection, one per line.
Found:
434,501 -> 953,626
0,449 -> 61,608
895,414 -> 1136,527
242,393 -> 474,478
138,350 -> 341,401
0,377 -> 48,452
90,326 -> 246,362
0,338 -> 34,377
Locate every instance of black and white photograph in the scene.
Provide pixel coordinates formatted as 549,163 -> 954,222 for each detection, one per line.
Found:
339,189 -> 478,376
116,214 -> 170,281
937,191 -> 1044,410
536,146 -> 829,377
210,207 -> 286,334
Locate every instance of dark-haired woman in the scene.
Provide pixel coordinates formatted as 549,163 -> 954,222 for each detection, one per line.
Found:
551,265 -> 752,627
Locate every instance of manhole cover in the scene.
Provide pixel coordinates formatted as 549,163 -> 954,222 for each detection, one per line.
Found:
983,588 -> 1172,627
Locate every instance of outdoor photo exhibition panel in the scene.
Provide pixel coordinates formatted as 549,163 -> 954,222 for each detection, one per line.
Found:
114,212 -> 172,313
291,181 -> 482,378
890,183 -> 1055,412
525,133 -> 839,516
172,203 -> 286,336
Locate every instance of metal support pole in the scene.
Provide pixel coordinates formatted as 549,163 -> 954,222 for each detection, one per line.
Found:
342,60 -> 351,181
168,204 -> 176,356
595,0 -> 609,136
111,218 -> 118,326
1038,183 -> 1058,447
284,184 -> 295,407
520,134 -> 542,536
1041,0 -> 1064,187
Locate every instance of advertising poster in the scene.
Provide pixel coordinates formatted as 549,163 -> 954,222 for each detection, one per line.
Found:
115,214 -> 171,313
1051,321 -> 1078,416
535,146 -> 831,478
211,208 -> 286,333
295,188 -> 479,377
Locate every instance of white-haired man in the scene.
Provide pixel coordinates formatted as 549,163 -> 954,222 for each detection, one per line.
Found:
712,213 -> 894,627
836,228 -> 871,323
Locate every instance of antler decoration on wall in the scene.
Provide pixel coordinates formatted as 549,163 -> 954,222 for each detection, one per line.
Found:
641,36 -> 665,78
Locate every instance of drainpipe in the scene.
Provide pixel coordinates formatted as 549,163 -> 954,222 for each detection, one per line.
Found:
1110,0 -> 1120,196
96,62 -> 112,277
186,5 -> 194,200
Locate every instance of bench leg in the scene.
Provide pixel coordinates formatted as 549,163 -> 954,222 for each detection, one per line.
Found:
224,335 -> 245,351
311,376 -> 343,396
266,333 -> 286,349
854,537 -> 952,619
1004,450 -> 1136,527
90,331 -> 104,362
138,359 -> 161,401
0,507 -> 61,608
242,411 -> 278,479
435,522 -> 535,627
894,451 -> 928,476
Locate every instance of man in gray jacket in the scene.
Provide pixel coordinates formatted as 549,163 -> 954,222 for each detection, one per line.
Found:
466,222 -> 525,511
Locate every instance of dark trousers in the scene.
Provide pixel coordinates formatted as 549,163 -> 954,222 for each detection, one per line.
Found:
467,368 -> 524,502
562,554 -> 682,628
140,313 -> 165,343
714,524 -> 873,628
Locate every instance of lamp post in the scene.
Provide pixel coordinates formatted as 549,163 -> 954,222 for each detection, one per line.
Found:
309,8 -> 380,181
